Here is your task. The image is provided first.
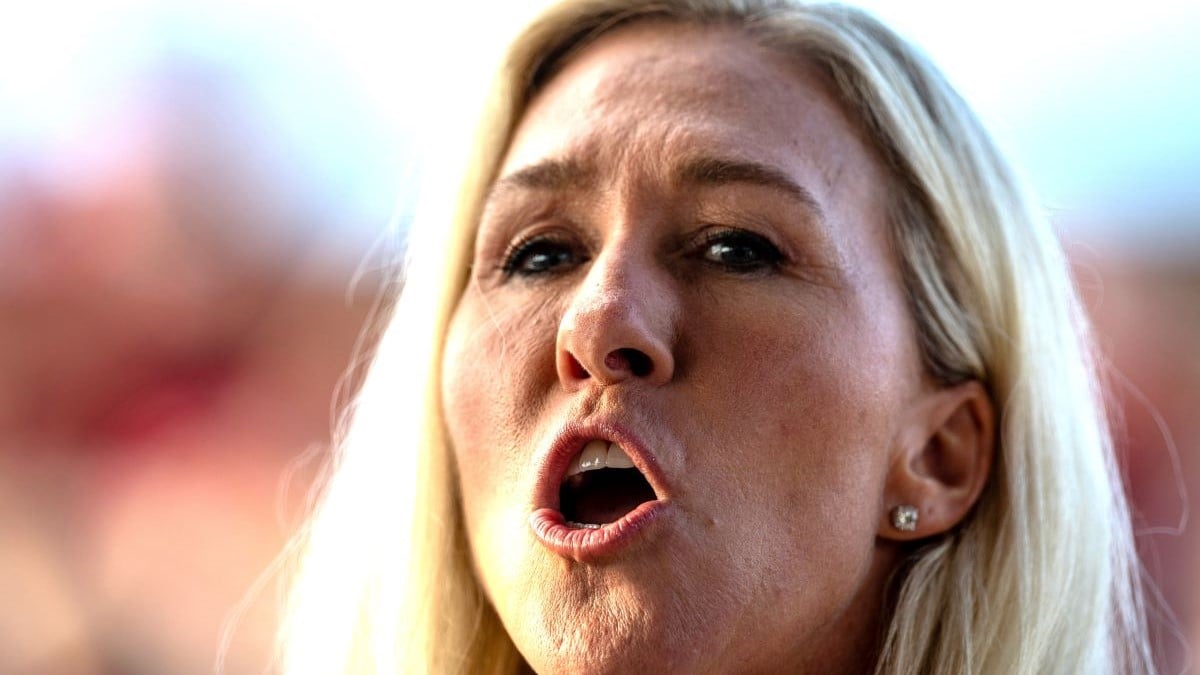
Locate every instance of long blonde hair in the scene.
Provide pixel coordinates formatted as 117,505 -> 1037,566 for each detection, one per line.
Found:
280,2 -> 1155,673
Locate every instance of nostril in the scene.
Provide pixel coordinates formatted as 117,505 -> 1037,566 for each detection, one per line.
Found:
605,348 -> 654,378
627,351 -> 653,377
565,353 -> 591,380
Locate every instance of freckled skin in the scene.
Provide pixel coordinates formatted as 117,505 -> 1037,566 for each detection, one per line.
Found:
442,22 -> 928,674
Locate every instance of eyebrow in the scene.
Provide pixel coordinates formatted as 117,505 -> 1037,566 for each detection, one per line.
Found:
488,158 -> 593,199
487,155 -> 825,222
679,156 -> 826,222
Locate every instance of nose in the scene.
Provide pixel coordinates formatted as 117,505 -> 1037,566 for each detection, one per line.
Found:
556,249 -> 678,389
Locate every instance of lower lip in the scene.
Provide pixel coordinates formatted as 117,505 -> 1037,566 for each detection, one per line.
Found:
530,500 -> 669,563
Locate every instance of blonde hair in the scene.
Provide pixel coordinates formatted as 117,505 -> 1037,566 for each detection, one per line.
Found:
280,2 -> 1155,673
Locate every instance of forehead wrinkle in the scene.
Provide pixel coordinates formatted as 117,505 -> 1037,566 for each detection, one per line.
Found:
506,28 -> 803,205
553,58 -> 823,203
510,118 -> 674,207
582,30 -> 799,125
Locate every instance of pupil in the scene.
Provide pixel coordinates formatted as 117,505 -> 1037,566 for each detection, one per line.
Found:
717,243 -> 753,264
529,249 -> 568,271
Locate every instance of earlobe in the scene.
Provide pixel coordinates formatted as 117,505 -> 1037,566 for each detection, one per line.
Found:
879,380 -> 995,542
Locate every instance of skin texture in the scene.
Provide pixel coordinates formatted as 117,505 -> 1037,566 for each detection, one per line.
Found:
442,22 -> 990,674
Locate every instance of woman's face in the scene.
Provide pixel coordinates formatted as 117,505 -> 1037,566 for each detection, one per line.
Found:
443,22 -> 929,673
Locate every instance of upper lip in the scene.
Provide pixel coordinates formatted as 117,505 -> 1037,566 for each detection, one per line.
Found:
533,419 -> 672,513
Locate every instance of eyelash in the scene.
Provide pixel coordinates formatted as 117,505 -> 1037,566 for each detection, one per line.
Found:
499,232 -> 585,278
692,227 -> 786,273
496,226 -> 786,279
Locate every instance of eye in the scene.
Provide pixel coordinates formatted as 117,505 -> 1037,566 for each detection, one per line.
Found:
695,228 -> 785,273
501,233 -> 585,277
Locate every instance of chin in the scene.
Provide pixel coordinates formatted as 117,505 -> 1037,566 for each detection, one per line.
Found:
518,626 -> 705,675
500,562 -> 737,675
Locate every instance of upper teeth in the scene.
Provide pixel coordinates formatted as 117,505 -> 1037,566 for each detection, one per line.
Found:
565,440 -> 636,477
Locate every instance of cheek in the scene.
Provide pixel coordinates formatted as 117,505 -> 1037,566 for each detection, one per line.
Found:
441,290 -> 560,533
682,296 -> 900,580
693,293 -> 900,453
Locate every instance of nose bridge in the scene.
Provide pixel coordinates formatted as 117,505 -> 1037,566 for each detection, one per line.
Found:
556,236 -> 677,387
575,242 -> 643,323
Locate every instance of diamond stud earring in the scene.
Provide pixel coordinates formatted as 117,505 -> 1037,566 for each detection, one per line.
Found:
891,505 -> 919,532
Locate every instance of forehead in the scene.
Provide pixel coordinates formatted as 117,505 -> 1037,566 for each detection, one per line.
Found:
500,20 -> 882,198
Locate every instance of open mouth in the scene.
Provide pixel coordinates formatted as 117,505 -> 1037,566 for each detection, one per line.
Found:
559,440 -> 657,529
530,424 -> 672,562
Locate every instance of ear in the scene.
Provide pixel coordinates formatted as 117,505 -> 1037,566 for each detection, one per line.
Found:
879,380 -> 995,541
